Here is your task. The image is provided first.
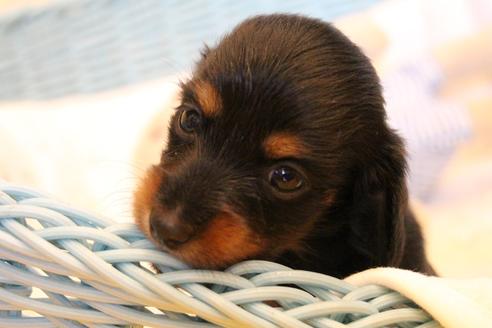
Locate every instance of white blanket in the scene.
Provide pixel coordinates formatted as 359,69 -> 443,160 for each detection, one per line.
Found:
346,268 -> 492,327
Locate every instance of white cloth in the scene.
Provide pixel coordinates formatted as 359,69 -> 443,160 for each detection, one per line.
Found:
346,268 -> 492,328
0,76 -> 181,221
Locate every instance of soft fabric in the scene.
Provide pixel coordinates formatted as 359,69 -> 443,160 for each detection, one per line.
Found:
0,77 -> 181,222
0,0 -> 378,101
382,57 -> 471,199
346,268 -> 492,327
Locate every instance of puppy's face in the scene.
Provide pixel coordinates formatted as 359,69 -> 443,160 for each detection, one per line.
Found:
134,15 -> 403,269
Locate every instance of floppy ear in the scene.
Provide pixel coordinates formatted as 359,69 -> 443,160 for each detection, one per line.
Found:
348,130 -> 407,267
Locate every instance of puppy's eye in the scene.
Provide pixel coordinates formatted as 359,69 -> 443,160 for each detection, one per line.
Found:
269,166 -> 304,192
179,107 -> 202,133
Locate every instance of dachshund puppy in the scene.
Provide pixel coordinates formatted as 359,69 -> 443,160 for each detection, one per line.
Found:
134,14 -> 435,278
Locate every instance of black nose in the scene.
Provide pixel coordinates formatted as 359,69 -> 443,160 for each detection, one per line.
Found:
149,210 -> 194,249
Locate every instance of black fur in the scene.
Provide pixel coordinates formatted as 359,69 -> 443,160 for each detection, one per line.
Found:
149,14 -> 435,277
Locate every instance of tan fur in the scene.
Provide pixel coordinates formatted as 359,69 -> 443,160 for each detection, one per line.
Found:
263,132 -> 307,159
133,165 -> 164,237
174,211 -> 263,269
323,192 -> 336,206
194,81 -> 222,117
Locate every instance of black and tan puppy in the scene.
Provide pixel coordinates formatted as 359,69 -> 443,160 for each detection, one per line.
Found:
134,14 -> 435,278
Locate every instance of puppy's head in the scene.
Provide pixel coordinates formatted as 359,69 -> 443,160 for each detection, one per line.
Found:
134,15 -> 407,269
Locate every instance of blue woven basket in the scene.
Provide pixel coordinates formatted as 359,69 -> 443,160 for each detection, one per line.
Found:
0,183 -> 440,327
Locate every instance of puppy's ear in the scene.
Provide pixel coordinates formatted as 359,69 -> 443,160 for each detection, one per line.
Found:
348,130 -> 407,267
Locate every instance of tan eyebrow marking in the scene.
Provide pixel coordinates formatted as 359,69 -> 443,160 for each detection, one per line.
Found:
194,81 -> 222,117
263,132 -> 307,159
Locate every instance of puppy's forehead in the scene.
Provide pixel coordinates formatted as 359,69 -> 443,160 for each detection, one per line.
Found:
185,76 -> 312,161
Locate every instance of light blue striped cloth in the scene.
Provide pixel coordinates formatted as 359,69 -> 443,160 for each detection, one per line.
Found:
0,0 -> 377,100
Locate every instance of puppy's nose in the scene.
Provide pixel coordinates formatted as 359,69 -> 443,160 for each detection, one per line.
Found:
149,209 -> 194,249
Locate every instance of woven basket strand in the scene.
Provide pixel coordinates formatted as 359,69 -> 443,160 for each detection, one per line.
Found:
0,183 -> 441,327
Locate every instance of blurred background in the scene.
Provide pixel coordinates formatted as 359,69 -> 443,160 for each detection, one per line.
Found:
0,0 -> 491,278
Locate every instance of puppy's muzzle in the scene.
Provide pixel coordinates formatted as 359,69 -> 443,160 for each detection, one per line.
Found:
148,159 -> 229,249
149,208 -> 194,249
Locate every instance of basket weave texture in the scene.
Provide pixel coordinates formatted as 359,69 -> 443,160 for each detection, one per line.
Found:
0,184 -> 440,327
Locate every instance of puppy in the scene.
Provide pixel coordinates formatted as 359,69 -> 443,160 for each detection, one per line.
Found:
134,14 -> 435,278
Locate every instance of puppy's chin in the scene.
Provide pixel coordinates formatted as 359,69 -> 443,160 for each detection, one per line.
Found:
167,211 -> 264,269
149,212 -> 265,269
